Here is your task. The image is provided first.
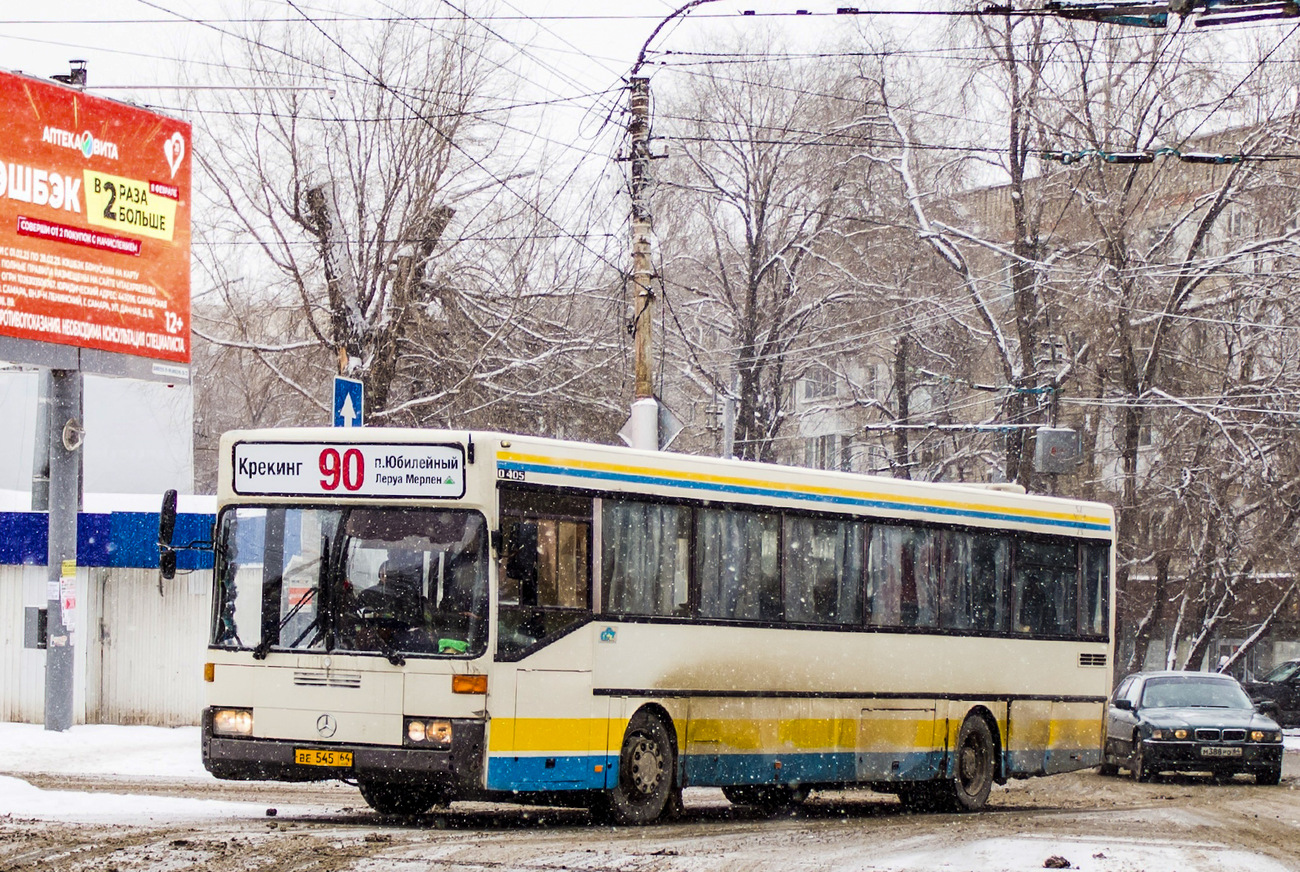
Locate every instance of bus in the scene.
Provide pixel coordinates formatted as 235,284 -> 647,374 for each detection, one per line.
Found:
166,428 -> 1114,824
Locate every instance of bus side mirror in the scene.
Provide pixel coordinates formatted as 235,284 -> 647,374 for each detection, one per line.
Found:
159,489 -> 178,547
159,489 -> 179,580
159,548 -> 178,580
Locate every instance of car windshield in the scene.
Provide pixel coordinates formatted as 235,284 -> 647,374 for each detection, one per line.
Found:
1140,677 -> 1253,709
212,506 -> 489,658
1260,661 -> 1300,683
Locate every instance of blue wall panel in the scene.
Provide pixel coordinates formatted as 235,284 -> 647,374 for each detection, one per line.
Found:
0,512 -> 215,569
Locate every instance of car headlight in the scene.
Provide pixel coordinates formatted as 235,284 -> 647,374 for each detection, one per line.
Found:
1150,729 -> 1168,740
1174,729 -> 1188,740
1251,730 -> 1282,743
212,707 -> 253,737
404,717 -> 452,748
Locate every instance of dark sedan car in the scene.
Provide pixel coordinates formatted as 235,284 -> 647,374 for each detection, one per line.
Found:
1100,671 -> 1284,784
1242,659 -> 1300,728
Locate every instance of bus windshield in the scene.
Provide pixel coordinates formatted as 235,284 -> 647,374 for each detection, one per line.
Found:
212,506 -> 489,659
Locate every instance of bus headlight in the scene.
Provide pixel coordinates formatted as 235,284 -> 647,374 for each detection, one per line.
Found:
212,708 -> 253,737
405,718 -> 452,748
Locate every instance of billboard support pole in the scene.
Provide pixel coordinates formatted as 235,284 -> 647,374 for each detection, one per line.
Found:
44,368 -> 82,732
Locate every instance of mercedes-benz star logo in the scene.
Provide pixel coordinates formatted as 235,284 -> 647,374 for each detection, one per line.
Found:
316,713 -> 337,738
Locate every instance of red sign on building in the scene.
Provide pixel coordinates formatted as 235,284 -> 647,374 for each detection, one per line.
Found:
0,70 -> 191,367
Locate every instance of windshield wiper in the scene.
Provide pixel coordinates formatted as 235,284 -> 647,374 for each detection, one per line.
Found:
376,634 -> 406,666
252,586 -> 320,657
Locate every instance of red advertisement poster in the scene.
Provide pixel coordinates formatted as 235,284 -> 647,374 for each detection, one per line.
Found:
0,70 -> 191,364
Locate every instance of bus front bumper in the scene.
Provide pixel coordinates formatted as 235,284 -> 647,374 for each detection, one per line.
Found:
202,711 -> 486,791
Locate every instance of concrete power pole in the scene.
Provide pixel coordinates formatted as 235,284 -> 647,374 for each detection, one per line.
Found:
627,76 -> 659,451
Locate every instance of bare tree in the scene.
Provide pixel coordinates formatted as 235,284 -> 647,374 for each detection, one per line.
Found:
190,10 -> 627,449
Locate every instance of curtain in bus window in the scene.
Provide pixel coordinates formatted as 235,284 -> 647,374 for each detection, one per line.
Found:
939,531 -> 1010,632
866,525 -> 902,626
1081,542 -> 1109,636
783,515 -> 864,625
908,527 -> 939,628
697,507 -> 781,622
602,500 -> 689,616
867,525 -> 936,628
938,530 -> 975,630
1013,539 -> 1079,636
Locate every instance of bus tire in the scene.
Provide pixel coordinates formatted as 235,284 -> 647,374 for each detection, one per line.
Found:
722,784 -> 807,812
597,711 -> 678,825
358,780 -> 446,816
945,716 -> 996,811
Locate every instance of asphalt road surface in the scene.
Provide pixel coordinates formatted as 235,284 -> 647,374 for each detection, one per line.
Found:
2,755 -> 1299,872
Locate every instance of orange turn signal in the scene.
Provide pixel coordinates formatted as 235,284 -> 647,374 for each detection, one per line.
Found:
452,674 -> 487,694
203,662 -> 215,683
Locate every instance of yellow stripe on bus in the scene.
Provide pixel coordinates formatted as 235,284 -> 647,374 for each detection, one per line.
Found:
499,450 -> 1111,530
491,715 -> 1097,756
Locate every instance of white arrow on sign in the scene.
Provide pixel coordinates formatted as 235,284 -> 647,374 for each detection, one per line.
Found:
338,393 -> 359,427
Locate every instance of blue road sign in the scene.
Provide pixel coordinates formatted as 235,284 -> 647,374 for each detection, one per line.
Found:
333,376 -> 364,428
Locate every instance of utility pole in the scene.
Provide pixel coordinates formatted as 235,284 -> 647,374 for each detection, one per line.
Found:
627,76 -> 659,451
44,369 -> 82,732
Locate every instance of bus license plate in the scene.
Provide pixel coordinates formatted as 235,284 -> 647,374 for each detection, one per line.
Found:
295,748 -> 353,767
1200,746 -> 1242,757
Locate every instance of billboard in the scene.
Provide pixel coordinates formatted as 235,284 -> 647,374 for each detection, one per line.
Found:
0,70 -> 191,378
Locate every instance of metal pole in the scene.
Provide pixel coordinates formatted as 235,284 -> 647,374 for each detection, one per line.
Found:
31,369 -> 52,511
44,368 -> 82,732
628,77 -> 660,451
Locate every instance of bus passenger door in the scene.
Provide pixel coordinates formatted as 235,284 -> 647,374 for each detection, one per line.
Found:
856,701 -> 941,782
509,668 -> 607,790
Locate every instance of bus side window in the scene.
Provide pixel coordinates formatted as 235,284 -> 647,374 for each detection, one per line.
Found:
602,499 -> 690,616
783,515 -> 863,625
866,524 -> 937,629
1081,542 -> 1110,637
940,531 -> 1009,633
697,507 -> 781,623
1013,539 -> 1078,636
496,489 -> 592,661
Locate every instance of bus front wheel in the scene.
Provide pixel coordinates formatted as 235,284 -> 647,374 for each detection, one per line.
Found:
358,780 -> 447,816
596,711 -> 678,825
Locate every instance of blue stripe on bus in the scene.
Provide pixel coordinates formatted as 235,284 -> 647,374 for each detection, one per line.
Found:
497,460 -> 1111,533
485,750 -> 962,793
486,754 -> 614,791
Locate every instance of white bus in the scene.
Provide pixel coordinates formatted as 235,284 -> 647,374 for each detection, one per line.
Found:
173,428 -> 1114,824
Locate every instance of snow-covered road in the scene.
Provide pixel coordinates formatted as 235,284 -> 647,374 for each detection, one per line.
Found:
1,723 -> 1299,871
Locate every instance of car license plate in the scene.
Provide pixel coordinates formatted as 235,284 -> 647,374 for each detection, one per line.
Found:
1200,746 -> 1242,758
295,748 -> 353,767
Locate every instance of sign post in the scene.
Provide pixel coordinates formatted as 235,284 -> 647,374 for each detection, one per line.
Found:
42,370 -> 80,732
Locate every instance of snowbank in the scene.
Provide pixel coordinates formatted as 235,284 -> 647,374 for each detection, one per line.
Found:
0,723 -> 206,778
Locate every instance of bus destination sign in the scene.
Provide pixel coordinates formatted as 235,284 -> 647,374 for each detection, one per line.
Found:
232,442 -> 465,499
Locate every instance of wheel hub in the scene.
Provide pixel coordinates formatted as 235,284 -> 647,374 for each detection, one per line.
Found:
627,736 -> 664,795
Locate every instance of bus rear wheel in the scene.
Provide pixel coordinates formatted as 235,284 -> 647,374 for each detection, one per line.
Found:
358,780 -> 446,816
595,711 -> 678,825
942,716 -> 996,812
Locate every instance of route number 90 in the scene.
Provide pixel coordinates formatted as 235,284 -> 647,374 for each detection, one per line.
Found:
319,448 -> 364,491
